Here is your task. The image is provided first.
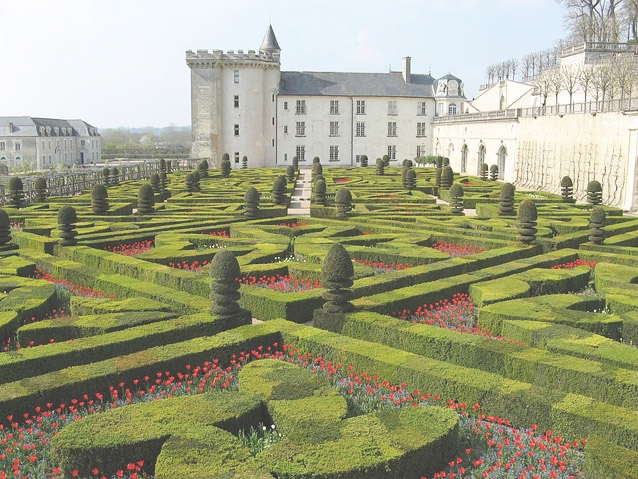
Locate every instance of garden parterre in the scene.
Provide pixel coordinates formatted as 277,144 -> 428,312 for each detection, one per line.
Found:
0,162 -> 636,478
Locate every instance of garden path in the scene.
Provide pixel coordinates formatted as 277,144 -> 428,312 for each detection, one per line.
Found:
287,169 -> 311,216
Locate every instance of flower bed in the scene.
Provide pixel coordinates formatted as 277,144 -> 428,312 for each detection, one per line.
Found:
431,241 -> 487,257
35,270 -> 114,300
237,274 -> 320,293
275,221 -> 308,228
104,240 -> 154,257
168,259 -> 210,272
551,259 -> 597,270
354,258 -> 414,273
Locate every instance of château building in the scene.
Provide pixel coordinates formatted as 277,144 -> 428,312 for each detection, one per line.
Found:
0,117 -> 102,170
186,25 -> 466,168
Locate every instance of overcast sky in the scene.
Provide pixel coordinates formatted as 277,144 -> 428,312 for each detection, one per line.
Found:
2,0 -> 566,129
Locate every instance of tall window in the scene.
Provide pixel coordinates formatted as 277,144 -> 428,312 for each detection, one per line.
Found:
356,100 -> 366,115
387,122 -> 397,137
233,70 -> 240,83
234,95 -> 239,108
417,145 -> 427,157
355,121 -> 365,137
296,145 -> 306,161
234,124 -> 240,136
387,145 -> 397,160
330,100 -> 339,115
417,122 -> 427,137
283,101 -> 288,110
14,142 -> 20,152
418,101 -> 427,115
283,125 -> 288,134
296,100 -> 306,115
448,104 -> 458,115
329,121 -> 339,137
234,152 -> 240,164
0,142 -> 4,151
330,145 -> 339,162
388,100 -> 398,115
296,121 -> 306,137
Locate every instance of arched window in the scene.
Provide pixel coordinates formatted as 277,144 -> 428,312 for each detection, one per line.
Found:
447,143 -> 454,162
461,145 -> 468,173
477,144 -> 486,175
500,95 -> 506,110
448,104 -> 457,115
435,140 -> 441,156
497,145 -> 507,180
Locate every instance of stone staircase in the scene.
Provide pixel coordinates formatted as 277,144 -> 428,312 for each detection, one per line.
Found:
287,169 -> 311,216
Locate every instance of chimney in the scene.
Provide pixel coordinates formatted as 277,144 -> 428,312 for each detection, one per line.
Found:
8,122 -> 13,134
402,56 -> 411,83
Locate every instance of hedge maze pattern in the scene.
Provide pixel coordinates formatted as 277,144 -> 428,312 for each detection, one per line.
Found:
1,163 -> 638,478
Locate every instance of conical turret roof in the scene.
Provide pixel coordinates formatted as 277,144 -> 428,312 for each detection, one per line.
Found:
260,24 -> 281,52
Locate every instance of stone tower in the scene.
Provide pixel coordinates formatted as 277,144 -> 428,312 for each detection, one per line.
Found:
186,25 -> 281,167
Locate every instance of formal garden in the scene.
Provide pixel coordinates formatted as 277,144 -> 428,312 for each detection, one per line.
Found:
0,155 -> 636,478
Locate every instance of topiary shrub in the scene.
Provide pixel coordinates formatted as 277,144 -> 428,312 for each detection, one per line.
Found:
57,206 -> 78,246
221,153 -> 231,177
244,187 -> 260,219
160,172 -> 170,199
312,162 -> 323,182
150,173 -> 162,195
442,157 -> 450,166
517,199 -> 538,245
102,167 -> 110,187
435,157 -> 444,169
435,167 -> 442,188
376,158 -> 385,176
360,155 -> 368,167
137,184 -> 155,214
405,169 -> 417,194
159,159 -> 167,174
314,243 -> 355,330
272,175 -> 287,205
498,183 -> 515,216
8,177 -> 24,208
0,164 -> 8,176
313,156 -> 321,165
560,176 -> 574,203
589,206 -> 606,245
383,154 -> 390,167
91,184 -> 109,215
242,156 -> 248,169
480,163 -> 489,181
286,165 -> 295,182
197,160 -> 209,178
109,167 -> 120,186
335,188 -> 353,219
209,250 -> 249,322
440,166 -> 453,190
166,160 -> 172,173
449,184 -> 464,216
313,179 -> 326,205
0,209 -> 11,246
185,173 -> 196,193
192,170 -> 201,191
313,173 -> 324,186
587,180 -> 603,205
34,177 -> 47,202
292,156 -> 299,171
401,166 -> 409,188
489,164 -> 499,181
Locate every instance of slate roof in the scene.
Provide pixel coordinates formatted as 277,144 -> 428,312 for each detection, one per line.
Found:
279,71 -> 436,98
260,25 -> 281,52
0,117 -> 99,137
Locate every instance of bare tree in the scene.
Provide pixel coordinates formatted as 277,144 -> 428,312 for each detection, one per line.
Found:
510,58 -> 520,80
522,54 -> 534,79
534,73 -> 553,111
557,0 -> 624,43
561,65 -> 580,109
624,0 -> 638,39
578,64 -> 596,105
592,64 -> 614,108
611,55 -> 633,100
547,68 -> 564,106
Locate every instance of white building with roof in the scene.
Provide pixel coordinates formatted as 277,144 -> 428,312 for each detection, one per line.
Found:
186,25 -> 466,167
0,117 -> 101,170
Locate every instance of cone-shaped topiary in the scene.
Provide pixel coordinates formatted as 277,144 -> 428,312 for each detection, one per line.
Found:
405,169 -> 417,193
209,249 -> 249,321
0,209 -> 11,246
442,157 -> 450,167
286,165 -> 295,182
221,153 -> 231,177
272,175 -> 287,205
0,164 -> 8,176
587,180 -> 603,205
292,156 -> 299,171
185,173 -> 196,193
402,159 -> 413,168
159,159 -> 167,174
137,184 -> 155,214
57,206 -> 78,246
440,166 -> 453,190
480,163 -> 489,181
335,188 -> 353,218
244,187 -> 260,219
376,158 -> 385,175
197,160 -> 209,178
498,183 -> 516,216
589,206 -> 606,245
34,177 -> 47,202
102,167 -> 110,186
383,154 -> 390,167
8,177 -> 24,208
160,172 -> 170,199
449,184 -> 464,216
314,173 -> 324,186
192,170 -> 201,191
517,199 -> 538,245
91,184 -> 109,214
242,156 -> 248,169
150,173 -> 162,194
360,155 -> 368,167
110,167 -> 120,186
313,179 -> 326,205
489,164 -> 499,181
166,160 -> 172,173
435,157 -> 443,168
313,156 -> 321,165
320,243 -> 354,314
435,167 -> 442,188
311,162 -> 323,181
401,166 -> 409,188
560,176 -> 574,203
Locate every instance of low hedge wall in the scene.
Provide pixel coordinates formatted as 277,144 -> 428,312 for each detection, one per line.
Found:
70,296 -> 173,315
584,436 -> 638,479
